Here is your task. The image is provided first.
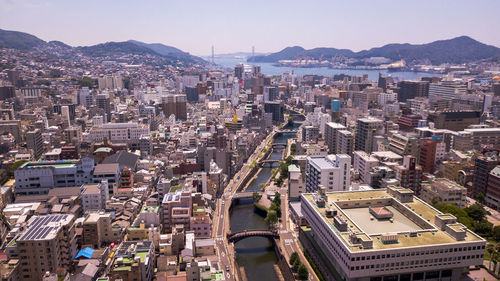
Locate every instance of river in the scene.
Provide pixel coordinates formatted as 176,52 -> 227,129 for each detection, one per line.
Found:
229,119 -> 300,281
212,57 -> 440,81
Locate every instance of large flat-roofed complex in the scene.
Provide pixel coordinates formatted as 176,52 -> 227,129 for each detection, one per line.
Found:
301,186 -> 486,281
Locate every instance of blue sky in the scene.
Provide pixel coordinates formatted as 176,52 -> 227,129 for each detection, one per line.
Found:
1,0 -> 499,56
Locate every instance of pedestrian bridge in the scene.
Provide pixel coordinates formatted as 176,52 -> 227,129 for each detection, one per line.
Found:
258,159 -> 281,167
232,191 -> 262,200
227,229 -> 279,243
271,143 -> 287,148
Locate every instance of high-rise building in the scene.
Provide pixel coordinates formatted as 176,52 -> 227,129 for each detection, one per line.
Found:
17,214 -> 77,281
419,138 -> 446,173
234,64 -> 244,80
472,154 -> 500,197
397,80 -> 429,102
185,86 -> 199,103
336,130 -> 354,156
161,95 -> 187,120
96,92 -> 111,122
486,166 -> 500,209
78,87 -> 93,107
264,101 -> 284,124
300,187 -> 486,281
324,122 -> 346,154
395,156 -> 423,195
353,151 -> 379,184
355,118 -> 383,154
26,129 -> 44,160
98,75 -> 123,90
305,154 -> 351,192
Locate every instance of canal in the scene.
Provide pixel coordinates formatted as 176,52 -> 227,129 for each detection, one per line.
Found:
230,121 -> 299,281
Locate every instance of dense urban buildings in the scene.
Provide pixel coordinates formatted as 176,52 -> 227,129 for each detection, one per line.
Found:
1,27 -> 500,281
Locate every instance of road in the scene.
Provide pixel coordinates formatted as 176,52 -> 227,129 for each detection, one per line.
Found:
213,128 -> 277,281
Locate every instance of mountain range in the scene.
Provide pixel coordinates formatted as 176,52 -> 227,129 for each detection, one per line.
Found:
248,36 -> 500,65
0,28 -> 205,65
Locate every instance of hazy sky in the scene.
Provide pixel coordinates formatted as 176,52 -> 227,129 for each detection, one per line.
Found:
1,0 -> 499,56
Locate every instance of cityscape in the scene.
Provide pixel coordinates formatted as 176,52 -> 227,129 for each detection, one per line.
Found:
1,2 -> 500,281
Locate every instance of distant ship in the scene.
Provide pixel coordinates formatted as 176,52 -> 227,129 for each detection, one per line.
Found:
387,60 -> 406,72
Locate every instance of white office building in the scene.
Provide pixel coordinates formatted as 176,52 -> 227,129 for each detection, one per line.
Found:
88,122 -> 150,144
305,154 -> 351,192
14,158 -> 95,195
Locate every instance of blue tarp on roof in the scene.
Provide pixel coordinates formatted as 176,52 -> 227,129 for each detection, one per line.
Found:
74,247 -> 95,259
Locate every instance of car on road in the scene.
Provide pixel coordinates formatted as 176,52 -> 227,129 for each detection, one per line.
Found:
226,265 -> 230,271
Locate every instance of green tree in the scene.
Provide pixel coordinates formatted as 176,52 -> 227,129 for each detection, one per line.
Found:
290,143 -> 296,155
292,258 -> 301,272
78,76 -> 96,88
252,192 -> 262,202
259,183 -> 266,190
289,252 -> 299,266
476,193 -> 486,204
273,192 -> 281,206
465,203 -> 487,222
270,202 -> 282,218
265,210 -> 278,226
493,225 -> 500,242
297,263 -> 309,280
7,160 -> 28,178
474,220 -> 493,237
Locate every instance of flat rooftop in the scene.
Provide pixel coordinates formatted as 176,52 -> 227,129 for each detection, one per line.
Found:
302,189 -> 484,252
342,206 -> 423,235
18,214 -> 73,241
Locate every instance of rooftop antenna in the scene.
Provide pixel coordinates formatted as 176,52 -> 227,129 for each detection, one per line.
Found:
211,45 -> 215,64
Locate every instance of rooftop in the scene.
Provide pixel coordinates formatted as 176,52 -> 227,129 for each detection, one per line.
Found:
18,214 -> 73,241
302,189 -> 484,252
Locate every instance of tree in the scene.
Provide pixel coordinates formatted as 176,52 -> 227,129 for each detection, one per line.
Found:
297,263 -> 309,280
259,183 -> 266,190
289,252 -> 299,266
290,143 -> 296,155
7,160 -> 28,178
474,220 -> 493,237
265,210 -> 278,226
273,192 -> 281,206
493,225 -> 500,242
476,193 -> 486,204
78,76 -> 96,88
465,203 -> 487,222
292,258 -> 301,272
252,192 -> 262,202
270,202 -> 282,218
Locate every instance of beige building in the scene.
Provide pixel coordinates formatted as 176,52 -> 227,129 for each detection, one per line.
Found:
82,212 -> 122,248
421,178 -> 467,207
301,187 -> 486,281
17,214 -> 77,281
